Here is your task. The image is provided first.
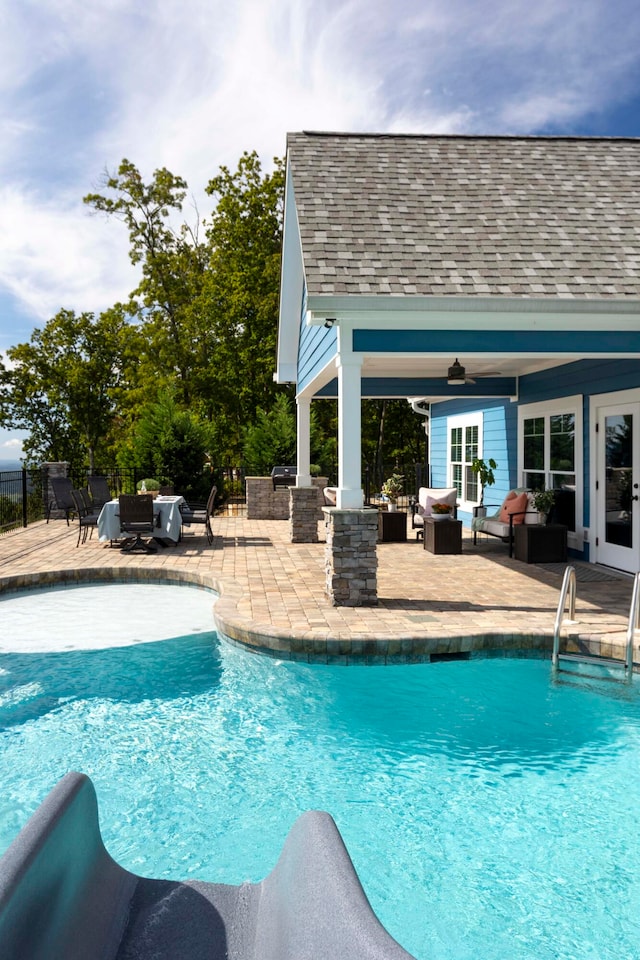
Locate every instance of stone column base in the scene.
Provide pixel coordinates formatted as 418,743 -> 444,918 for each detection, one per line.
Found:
324,507 -> 378,606
289,487 -> 321,542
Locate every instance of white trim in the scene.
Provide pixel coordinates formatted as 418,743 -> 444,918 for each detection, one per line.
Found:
517,395 -> 583,551
589,386 -> 640,570
447,412 -> 483,512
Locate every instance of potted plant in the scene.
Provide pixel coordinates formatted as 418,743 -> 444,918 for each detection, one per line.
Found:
431,502 -> 453,522
380,473 -> 404,512
471,458 -> 497,506
532,488 -> 555,523
136,478 -> 160,498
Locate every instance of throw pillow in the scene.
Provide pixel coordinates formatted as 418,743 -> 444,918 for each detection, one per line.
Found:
498,491 -> 528,524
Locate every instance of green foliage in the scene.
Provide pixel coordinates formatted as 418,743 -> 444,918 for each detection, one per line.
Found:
119,392 -> 215,500
243,393 -> 296,475
0,307 -> 130,472
136,478 -> 160,492
381,473 -> 405,503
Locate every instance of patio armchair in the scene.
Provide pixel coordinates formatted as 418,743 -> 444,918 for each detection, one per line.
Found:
410,487 -> 458,540
181,484 -> 217,544
472,490 -> 538,557
87,476 -> 112,509
118,494 -> 159,553
46,476 -> 76,525
70,488 -> 100,546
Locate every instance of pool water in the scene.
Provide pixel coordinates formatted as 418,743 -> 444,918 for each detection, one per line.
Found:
1,585 -> 640,960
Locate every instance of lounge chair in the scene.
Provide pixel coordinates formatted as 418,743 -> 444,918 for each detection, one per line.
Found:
46,476 -> 76,525
410,487 -> 458,539
118,494 -> 158,553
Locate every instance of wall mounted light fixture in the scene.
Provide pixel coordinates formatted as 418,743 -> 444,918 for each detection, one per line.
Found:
324,318 -> 336,329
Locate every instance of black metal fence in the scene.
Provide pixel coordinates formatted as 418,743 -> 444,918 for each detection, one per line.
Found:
0,468 -> 45,533
363,463 -> 429,504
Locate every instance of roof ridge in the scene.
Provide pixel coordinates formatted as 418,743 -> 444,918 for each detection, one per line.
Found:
297,130 -> 640,143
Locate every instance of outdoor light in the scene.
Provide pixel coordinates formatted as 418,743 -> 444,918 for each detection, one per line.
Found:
447,358 -> 466,385
324,318 -> 336,329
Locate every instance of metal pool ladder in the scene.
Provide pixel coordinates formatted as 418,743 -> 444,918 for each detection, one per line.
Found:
552,567 -> 639,682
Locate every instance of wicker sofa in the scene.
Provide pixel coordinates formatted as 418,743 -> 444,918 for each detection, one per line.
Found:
472,490 -> 538,557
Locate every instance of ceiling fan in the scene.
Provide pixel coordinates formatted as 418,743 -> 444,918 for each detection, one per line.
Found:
446,358 -> 502,385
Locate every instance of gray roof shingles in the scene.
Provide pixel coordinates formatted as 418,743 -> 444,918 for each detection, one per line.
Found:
286,132 -> 640,299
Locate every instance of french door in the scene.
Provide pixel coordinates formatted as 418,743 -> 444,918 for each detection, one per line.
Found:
595,401 -> 640,572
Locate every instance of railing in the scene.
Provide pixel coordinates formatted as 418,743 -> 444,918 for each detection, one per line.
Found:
0,468 -> 45,533
625,571 -> 640,675
552,566 -> 577,669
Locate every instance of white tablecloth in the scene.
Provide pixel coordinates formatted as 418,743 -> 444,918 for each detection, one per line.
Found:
98,496 -> 185,544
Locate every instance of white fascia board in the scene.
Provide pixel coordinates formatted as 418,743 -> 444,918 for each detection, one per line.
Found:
276,165 -> 304,379
296,355 -> 338,400
306,295 -> 640,330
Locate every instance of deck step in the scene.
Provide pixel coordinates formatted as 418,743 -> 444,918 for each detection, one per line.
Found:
558,653 -> 625,669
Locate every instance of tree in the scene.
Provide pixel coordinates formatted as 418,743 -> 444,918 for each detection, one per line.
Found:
84,159 -> 208,407
117,391 -> 215,501
197,151 -> 286,458
0,308 -> 130,471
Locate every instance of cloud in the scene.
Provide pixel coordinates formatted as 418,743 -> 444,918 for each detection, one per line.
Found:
0,0 -> 640,336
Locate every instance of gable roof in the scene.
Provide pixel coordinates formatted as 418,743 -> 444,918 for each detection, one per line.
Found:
286,132 -> 640,300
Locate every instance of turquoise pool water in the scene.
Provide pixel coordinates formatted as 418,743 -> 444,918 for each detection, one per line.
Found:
1,584 -> 639,960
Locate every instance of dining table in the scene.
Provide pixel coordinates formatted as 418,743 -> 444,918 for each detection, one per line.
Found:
97,495 -> 185,545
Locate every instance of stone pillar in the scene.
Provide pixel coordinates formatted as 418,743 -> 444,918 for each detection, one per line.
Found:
324,507 -> 378,606
289,487 -> 321,543
42,462 -> 69,520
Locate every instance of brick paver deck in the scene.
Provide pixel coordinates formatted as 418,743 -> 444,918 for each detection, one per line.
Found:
0,515 -> 636,665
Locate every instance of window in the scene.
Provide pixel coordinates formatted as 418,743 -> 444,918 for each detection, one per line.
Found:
519,398 -> 581,533
448,414 -> 481,505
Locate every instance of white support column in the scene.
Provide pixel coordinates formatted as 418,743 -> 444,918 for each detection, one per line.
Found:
336,355 -> 364,508
296,396 -> 312,487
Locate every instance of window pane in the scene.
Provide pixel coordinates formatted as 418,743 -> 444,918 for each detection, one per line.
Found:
523,417 -> 544,470
550,413 -> 574,471
450,427 -> 462,463
465,425 -> 478,463
451,463 -> 462,497
466,466 -> 478,503
523,471 -> 545,491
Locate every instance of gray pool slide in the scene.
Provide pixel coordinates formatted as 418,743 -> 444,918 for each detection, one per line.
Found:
0,771 -> 416,959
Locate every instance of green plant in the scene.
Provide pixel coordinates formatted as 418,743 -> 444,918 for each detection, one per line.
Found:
136,478 -> 160,492
532,488 -> 555,514
381,473 -> 404,503
471,458 -> 497,504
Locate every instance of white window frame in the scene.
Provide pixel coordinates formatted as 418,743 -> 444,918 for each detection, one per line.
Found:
447,412 -> 483,512
517,395 -> 583,548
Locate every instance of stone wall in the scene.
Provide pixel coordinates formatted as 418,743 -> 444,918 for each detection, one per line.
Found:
41,461 -> 69,521
289,487 -> 321,543
246,477 -> 328,520
324,507 -> 378,606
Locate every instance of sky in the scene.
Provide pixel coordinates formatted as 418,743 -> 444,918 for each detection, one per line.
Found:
1,0 -> 639,459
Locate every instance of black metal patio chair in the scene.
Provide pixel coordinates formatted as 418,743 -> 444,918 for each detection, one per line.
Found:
118,494 -> 158,553
70,488 -> 100,546
87,476 -> 112,509
180,484 -> 217,545
46,477 -> 76,525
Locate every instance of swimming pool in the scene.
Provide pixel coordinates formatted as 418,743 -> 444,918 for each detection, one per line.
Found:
1,583 -> 639,960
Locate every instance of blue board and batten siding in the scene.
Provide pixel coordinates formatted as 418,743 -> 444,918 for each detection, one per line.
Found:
298,320 -> 337,392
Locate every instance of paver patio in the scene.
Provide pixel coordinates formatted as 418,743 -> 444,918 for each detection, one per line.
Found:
0,515 -> 635,665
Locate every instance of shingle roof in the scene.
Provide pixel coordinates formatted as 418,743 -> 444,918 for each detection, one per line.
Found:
286,132 -> 640,299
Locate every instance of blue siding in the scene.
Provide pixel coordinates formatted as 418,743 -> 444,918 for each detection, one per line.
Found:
298,323 -> 337,392
430,399 -> 516,521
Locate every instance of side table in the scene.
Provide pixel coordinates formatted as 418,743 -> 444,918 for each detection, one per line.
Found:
378,510 -> 407,542
514,523 -> 568,563
424,518 -> 462,554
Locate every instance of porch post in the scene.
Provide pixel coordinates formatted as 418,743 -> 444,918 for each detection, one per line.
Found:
296,396 -> 312,488
336,355 -> 363,509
